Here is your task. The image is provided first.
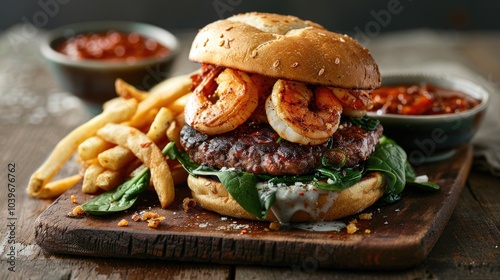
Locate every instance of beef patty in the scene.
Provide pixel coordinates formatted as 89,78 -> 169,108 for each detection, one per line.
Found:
180,120 -> 383,176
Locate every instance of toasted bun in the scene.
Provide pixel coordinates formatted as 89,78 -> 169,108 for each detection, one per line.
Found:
187,172 -> 386,223
189,12 -> 380,89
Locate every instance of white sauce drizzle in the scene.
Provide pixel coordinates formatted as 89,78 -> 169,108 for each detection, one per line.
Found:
257,182 -> 339,225
291,221 -> 346,232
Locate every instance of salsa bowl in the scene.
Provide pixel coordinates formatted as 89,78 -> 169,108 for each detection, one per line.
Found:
40,21 -> 179,111
366,72 -> 489,165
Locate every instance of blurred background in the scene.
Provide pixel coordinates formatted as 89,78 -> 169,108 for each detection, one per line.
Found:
1,0 -> 498,36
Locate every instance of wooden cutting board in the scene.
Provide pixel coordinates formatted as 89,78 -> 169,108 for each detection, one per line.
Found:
35,144 -> 473,270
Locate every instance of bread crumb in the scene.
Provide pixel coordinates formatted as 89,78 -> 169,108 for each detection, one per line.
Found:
182,197 -> 197,212
67,205 -> 85,217
269,221 -> 280,231
70,195 -> 76,203
117,219 -> 129,227
364,229 -> 371,234
359,213 -> 373,220
346,222 -> 359,234
131,213 -> 141,222
141,211 -> 159,221
346,219 -> 358,234
147,216 -> 165,228
131,211 -> 166,228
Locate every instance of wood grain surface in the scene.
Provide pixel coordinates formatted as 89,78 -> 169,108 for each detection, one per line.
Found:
35,145 -> 473,270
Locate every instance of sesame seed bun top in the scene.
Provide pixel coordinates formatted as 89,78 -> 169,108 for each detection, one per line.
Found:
189,12 -> 381,89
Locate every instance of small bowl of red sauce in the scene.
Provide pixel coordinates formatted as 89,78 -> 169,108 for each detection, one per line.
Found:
366,72 -> 489,165
40,21 -> 179,111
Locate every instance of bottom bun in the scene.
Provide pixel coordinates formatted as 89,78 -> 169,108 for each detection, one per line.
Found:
187,172 -> 386,223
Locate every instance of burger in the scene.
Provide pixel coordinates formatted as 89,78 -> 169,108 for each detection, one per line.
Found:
167,12 -> 410,224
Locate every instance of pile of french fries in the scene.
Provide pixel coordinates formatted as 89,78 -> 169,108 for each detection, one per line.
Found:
27,72 -> 196,208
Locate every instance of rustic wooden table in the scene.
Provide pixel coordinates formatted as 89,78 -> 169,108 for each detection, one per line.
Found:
1,26 -> 499,279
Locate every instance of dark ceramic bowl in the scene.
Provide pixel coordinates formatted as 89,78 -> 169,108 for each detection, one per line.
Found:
366,72 -> 489,165
40,21 -> 179,111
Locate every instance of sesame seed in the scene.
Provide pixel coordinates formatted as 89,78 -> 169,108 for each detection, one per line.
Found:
251,50 -> 257,58
318,67 -> 325,76
335,57 -> 340,64
339,37 -> 345,43
225,38 -> 234,49
273,60 -> 280,68
291,62 -> 299,67
219,40 -> 225,46
203,38 -> 209,47
225,26 -> 234,31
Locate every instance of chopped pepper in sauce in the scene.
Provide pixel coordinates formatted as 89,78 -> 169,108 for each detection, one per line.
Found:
54,30 -> 170,61
370,84 -> 480,115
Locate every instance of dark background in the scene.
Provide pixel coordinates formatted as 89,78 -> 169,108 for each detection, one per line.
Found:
0,0 -> 498,35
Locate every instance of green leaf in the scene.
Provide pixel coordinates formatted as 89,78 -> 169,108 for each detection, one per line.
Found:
365,136 -> 407,195
81,143 -> 172,215
405,161 -> 417,182
348,115 -> 380,131
313,168 -> 363,190
407,181 -> 440,192
81,168 -> 150,215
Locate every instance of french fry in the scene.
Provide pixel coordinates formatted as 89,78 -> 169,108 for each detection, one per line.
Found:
98,107 -> 174,170
115,78 -> 148,101
98,146 -> 136,171
167,113 -> 186,148
82,163 -> 105,194
129,74 -> 192,128
78,136 -> 114,161
95,169 -> 124,191
166,120 -> 182,148
27,98 -> 138,197
146,107 -> 174,143
32,175 -> 83,199
97,123 -> 174,208
169,92 -> 191,113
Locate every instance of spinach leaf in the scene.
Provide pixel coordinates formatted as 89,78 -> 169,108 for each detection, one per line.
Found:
348,116 -> 380,131
313,168 -> 363,190
82,143 -> 172,215
404,160 -> 440,192
407,181 -> 440,192
405,161 -> 417,182
365,136 -> 440,203
365,136 -> 407,196
81,167 -> 150,215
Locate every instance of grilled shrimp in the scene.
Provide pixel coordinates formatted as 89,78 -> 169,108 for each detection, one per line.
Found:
266,80 -> 343,145
248,74 -> 276,123
329,87 -> 374,118
184,68 -> 258,135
